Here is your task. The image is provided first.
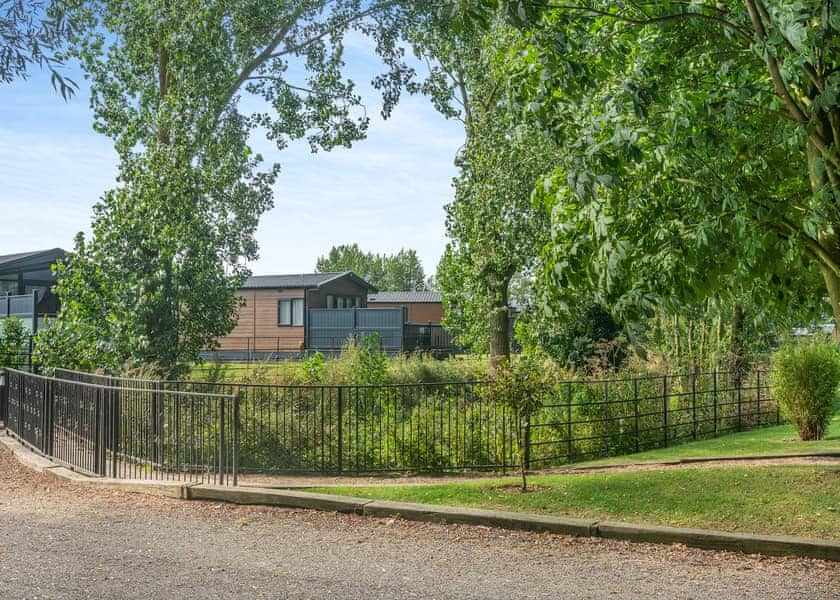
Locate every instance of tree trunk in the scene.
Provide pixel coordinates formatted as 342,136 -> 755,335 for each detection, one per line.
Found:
673,314 -> 681,363
807,127 -> 840,333
729,302 -> 745,386
488,274 -> 511,375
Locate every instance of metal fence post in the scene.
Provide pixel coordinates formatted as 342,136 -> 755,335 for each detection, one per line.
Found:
337,387 -> 344,474
94,386 -> 104,476
633,377 -> 640,453
691,372 -> 697,440
218,396 -> 226,486
0,369 -> 7,424
566,383 -> 573,462
737,375 -> 743,432
45,376 -> 54,456
713,371 -> 718,435
662,375 -> 669,447
755,371 -> 761,427
603,379 -> 610,456
523,415 -> 531,471
232,392 -> 241,486
151,382 -> 160,466
111,387 -> 120,478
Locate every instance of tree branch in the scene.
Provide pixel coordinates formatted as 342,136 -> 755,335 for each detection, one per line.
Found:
544,3 -> 753,44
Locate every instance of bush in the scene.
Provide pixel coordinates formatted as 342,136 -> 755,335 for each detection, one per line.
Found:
771,342 -> 840,441
0,317 -> 28,369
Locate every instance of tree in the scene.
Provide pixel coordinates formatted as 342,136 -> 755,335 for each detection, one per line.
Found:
517,297 -> 626,372
484,354 -> 554,491
40,1 -> 426,376
316,244 -> 427,291
410,19 -> 556,371
467,1 -> 840,333
0,0 -> 77,96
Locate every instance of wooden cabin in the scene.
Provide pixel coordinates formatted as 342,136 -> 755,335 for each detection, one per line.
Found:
367,291 -> 444,325
214,272 -> 378,356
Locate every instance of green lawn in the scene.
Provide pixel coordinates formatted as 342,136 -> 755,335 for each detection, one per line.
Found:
309,465 -> 840,540
570,411 -> 840,467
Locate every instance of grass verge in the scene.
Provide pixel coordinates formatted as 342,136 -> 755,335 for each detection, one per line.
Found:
570,412 -> 840,467
308,466 -> 840,540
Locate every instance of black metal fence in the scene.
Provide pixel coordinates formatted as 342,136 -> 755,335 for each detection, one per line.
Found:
2,368 -> 237,484
47,368 -> 778,475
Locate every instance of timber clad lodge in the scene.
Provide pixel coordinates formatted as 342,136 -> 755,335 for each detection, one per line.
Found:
0,249 -> 455,359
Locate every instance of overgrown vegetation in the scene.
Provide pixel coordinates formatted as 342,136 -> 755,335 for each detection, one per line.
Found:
193,347 -> 486,386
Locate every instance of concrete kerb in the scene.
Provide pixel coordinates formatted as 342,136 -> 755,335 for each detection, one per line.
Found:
2,429 -> 838,561
363,500 -> 598,537
188,485 -> 372,514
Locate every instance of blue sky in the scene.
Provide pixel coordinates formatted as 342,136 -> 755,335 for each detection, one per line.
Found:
0,32 -> 464,277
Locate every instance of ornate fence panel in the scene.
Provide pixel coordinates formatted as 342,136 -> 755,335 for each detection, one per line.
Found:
4,369 -> 237,484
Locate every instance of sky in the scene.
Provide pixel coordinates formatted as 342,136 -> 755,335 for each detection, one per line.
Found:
0,31 -> 464,277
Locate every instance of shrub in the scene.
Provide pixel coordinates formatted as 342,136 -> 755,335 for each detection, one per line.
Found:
771,342 -> 840,441
0,317 -> 28,369
301,352 -> 325,383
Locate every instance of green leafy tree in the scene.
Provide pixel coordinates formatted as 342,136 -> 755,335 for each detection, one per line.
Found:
465,1 -> 840,334
41,0 -> 426,377
517,297 -> 625,372
409,18 -> 556,371
316,244 -> 427,291
0,0 -> 77,97
484,354 -> 554,491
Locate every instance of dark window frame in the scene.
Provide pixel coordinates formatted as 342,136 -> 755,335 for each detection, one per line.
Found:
278,297 -> 304,327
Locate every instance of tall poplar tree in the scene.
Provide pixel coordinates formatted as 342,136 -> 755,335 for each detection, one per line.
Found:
39,1 -> 424,375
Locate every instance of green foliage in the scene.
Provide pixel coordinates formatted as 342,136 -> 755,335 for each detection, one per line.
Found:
350,333 -> 389,386
518,298 -> 625,372
0,317 -> 28,369
316,244 -> 427,291
473,1 -> 838,331
301,352 -> 326,384
771,342 -> 840,441
0,1 -> 77,97
411,20 -> 556,363
484,354 -> 555,489
191,352 -> 485,386
41,1 -> 428,377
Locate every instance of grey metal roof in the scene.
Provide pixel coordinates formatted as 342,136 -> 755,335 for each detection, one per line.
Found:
368,291 -> 442,304
242,271 -> 377,291
0,248 -> 65,277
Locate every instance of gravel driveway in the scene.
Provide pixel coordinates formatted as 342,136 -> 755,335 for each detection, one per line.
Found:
0,451 -> 837,599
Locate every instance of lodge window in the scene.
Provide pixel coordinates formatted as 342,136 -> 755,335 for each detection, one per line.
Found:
278,298 -> 304,326
326,295 -> 362,309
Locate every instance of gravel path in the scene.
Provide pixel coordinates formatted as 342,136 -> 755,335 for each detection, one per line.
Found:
1,452 -> 838,599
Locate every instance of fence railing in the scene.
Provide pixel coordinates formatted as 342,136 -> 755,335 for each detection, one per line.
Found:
48,368 -> 778,475
2,368 -> 237,484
